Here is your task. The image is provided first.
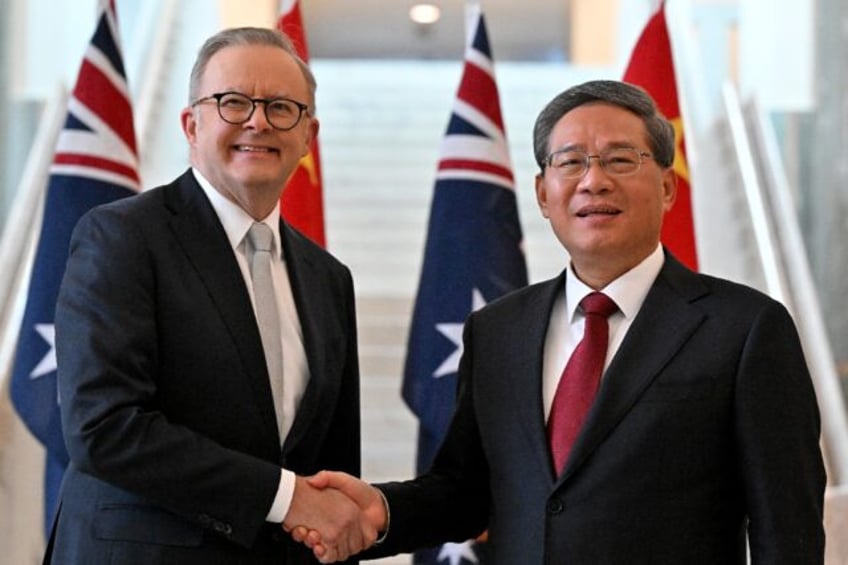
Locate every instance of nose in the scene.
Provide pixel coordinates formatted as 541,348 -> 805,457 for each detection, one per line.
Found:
244,101 -> 272,131
577,156 -> 612,192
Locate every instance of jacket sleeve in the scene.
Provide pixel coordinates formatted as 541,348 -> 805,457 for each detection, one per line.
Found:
368,313 -> 489,556
735,299 -> 826,563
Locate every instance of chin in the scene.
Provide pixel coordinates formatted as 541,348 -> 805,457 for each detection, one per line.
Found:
235,170 -> 286,188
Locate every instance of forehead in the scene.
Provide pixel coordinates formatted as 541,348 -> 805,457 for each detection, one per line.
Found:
550,102 -> 648,149
200,44 -> 308,97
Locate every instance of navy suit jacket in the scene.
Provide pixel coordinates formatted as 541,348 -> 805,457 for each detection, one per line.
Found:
50,170 -> 360,564
375,253 -> 825,564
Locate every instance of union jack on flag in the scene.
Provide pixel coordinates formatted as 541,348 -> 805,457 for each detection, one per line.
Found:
10,0 -> 139,535
401,4 -> 528,563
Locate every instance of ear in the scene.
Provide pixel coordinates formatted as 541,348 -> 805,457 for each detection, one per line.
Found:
180,106 -> 197,144
301,116 -> 319,157
661,167 -> 677,212
535,173 -> 550,219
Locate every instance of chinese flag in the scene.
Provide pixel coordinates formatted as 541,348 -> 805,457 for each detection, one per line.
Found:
277,0 -> 326,247
623,1 -> 698,271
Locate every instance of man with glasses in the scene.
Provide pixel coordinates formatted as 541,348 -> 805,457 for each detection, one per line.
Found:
294,80 -> 825,564
48,27 -> 372,564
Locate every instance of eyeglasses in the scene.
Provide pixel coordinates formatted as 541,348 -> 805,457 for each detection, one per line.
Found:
191,91 -> 310,131
544,147 -> 653,178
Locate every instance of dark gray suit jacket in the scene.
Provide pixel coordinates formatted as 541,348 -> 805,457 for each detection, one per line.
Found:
375,253 -> 825,564
50,170 -> 361,564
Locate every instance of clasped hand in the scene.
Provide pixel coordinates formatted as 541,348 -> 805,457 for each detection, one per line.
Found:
282,472 -> 386,563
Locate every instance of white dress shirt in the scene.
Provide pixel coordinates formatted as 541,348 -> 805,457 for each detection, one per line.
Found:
542,245 -> 665,422
194,168 -> 308,523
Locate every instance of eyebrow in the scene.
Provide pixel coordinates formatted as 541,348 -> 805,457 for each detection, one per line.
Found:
216,88 -> 298,99
550,140 -> 641,153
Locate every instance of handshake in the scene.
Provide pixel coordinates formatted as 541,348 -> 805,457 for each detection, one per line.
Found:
282,471 -> 387,563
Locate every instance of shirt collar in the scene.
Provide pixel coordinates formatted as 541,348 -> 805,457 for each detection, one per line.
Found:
565,244 -> 664,322
192,167 -> 283,258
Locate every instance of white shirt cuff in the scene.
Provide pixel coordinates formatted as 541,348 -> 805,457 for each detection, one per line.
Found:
265,468 -> 295,523
374,487 -> 390,544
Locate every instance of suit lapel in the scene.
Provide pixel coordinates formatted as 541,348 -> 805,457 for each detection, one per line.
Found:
277,223 -> 341,454
164,172 -> 279,443
511,275 -> 567,480
559,255 -> 710,482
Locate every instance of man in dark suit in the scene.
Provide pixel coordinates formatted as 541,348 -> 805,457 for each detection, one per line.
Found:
49,27 -> 374,564
296,80 -> 826,564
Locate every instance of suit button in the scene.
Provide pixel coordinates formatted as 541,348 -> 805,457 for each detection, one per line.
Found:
547,499 -> 564,514
213,521 -> 233,536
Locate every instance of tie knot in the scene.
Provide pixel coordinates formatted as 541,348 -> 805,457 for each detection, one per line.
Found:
580,292 -> 617,319
247,222 -> 274,253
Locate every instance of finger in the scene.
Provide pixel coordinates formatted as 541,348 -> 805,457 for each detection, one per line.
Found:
306,529 -> 322,547
290,526 -> 308,542
315,544 -> 336,563
334,545 -> 351,563
306,470 -> 331,489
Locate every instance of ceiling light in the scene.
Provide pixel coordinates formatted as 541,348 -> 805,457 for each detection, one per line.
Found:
409,3 -> 441,25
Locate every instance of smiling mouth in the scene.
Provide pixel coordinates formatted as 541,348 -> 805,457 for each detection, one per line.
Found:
576,206 -> 620,218
234,145 -> 277,153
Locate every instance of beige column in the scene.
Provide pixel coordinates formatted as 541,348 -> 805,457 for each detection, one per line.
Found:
570,0 -> 618,65
217,0 -> 277,28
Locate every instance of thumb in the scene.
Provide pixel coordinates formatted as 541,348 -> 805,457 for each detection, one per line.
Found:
305,470 -> 333,489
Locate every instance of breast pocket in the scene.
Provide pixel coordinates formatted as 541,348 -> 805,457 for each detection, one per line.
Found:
638,375 -> 718,403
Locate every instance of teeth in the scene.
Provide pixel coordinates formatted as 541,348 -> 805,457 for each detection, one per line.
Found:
578,208 -> 617,217
237,146 -> 271,152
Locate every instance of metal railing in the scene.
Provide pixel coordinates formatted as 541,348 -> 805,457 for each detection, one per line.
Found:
0,86 -> 67,387
722,83 -> 848,486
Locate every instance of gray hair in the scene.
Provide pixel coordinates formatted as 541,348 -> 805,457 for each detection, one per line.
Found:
532,79 -> 675,173
188,26 -> 317,109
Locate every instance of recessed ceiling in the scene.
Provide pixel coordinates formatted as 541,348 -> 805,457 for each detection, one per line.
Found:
300,0 -> 572,61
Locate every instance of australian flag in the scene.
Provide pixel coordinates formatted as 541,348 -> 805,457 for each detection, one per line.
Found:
9,0 -> 139,536
401,5 -> 528,564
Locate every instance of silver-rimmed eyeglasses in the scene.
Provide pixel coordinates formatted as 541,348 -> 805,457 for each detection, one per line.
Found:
544,147 -> 653,178
191,91 -> 310,131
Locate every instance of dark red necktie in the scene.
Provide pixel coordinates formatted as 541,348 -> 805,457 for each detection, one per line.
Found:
547,292 -> 618,476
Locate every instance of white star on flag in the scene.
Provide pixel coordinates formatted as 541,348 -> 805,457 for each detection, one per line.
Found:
433,288 -> 487,378
30,323 -> 57,379
437,540 -> 479,565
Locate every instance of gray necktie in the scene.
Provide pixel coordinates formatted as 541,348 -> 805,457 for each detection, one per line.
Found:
246,222 -> 285,442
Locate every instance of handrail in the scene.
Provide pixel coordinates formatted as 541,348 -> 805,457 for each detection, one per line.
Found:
746,97 -> 848,486
132,0 -> 178,156
722,82 -> 848,485
721,83 -> 789,302
0,85 -> 67,388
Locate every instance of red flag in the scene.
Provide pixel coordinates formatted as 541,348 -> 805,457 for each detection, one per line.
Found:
623,2 -> 698,271
277,0 -> 326,247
